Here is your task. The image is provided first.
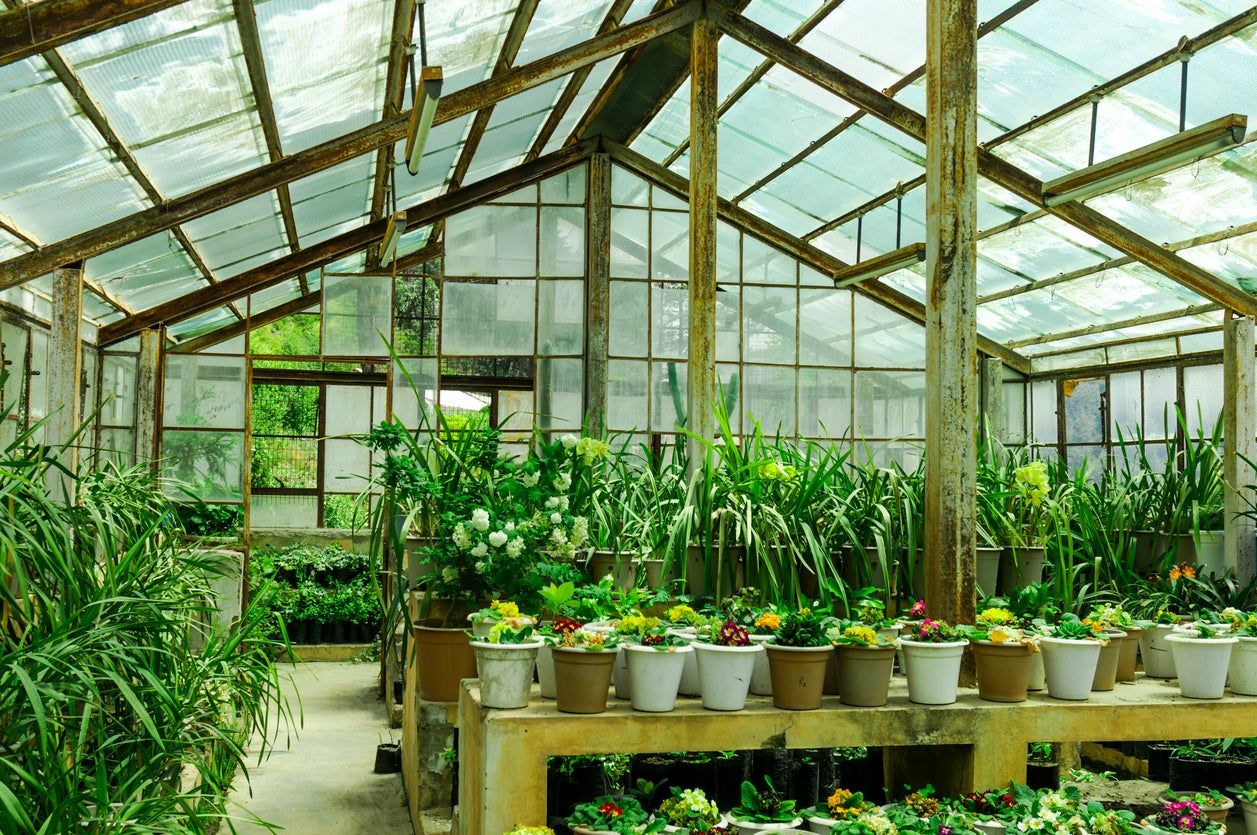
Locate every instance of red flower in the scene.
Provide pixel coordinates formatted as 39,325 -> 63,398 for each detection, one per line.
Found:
642,633 -> 665,646
910,599 -> 926,618
598,802 -> 622,818
719,619 -> 750,647
552,617 -> 582,635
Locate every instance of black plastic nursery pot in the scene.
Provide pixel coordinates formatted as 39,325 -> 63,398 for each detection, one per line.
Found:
374,743 -> 401,774
838,748 -> 886,804
1169,754 -> 1257,793
1147,744 -> 1177,782
714,752 -> 751,810
1026,761 -> 1060,791
548,758 -> 611,818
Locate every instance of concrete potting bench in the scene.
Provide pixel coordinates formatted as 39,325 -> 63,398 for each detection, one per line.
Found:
456,677 -> 1257,835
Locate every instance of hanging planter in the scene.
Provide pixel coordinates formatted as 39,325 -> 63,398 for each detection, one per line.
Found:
1167,631 -> 1237,699
625,635 -> 692,713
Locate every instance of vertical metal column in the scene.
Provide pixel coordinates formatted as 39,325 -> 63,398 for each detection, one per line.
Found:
585,153 -> 612,434
981,357 -> 1006,446
1224,314 -> 1256,583
46,261 -> 84,498
134,326 -> 164,468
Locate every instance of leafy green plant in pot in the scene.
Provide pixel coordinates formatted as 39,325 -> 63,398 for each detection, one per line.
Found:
568,794 -> 663,835
830,622 -> 897,707
963,606 -> 1040,703
1026,743 -> 1059,791
726,778 -> 803,834
765,609 -> 834,710
1038,615 -> 1106,701
470,620 -> 543,710
1227,782 -> 1257,833
1170,739 -> 1256,795
897,618 -> 969,705
657,786 -> 723,834
1161,790 -> 1233,825
1000,459 -> 1055,592
624,628 -> 693,713
1141,796 -> 1225,835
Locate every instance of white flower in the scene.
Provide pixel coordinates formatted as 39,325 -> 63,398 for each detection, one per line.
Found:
474,561 -> 486,572
550,528 -> 568,544
560,434 -> 578,449
441,567 -> 457,582
571,516 -> 589,547
452,524 -> 471,550
471,542 -> 488,558
506,537 -> 525,558
470,508 -> 490,531
521,471 -> 540,488
550,512 -> 563,525
545,496 -> 559,509
557,495 -> 569,511
553,471 -> 572,492
505,521 -> 515,532
488,531 -> 508,548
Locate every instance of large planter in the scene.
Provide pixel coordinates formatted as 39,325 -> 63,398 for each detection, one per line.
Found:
900,639 -> 969,705
588,549 -> 637,591
625,644 -> 691,712
470,640 -> 541,709
613,644 -> 632,699
977,547 -> 1002,597
1091,630 -> 1126,692
685,544 -> 746,597
973,640 -> 1033,702
1195,530 -> 1226,576
552,647 -> 617,714
1039,637 -> 1102,701
1116,626 -> 1143,682
414,623 -> 478,702
536,643 -> 557,699
765,644 -> 832,710
999,546 -> 1045,592
723,814 -> 805,835
1230,636 -> 1257,695
835,644 -> 897,707
694,642 -> 761,711
1140,624 -> 1180,678
749,634 -> 774,696
1167,634 -> 1237,699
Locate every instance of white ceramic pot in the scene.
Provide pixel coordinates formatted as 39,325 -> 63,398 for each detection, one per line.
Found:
900,638 -> 970,705
1167,634 -> 1237,699
669,629 -> 702,696
571,827 -> 618,835
974,820 -> 1006,835
1195,529 -> 1225,576
1027,648 -> 1046,691
470,640 -> 541,709
724,814 -> 805,834
1140,623 -> 1179,678
1240,799 -> 1257,835
536,642 -> 556,699
694,642 -> 762,711
1230,636 -> 1257,695
750,634 -> 774,696
1039,637 -> 1101,701
807,812 -> 839,833
625,644 -> 692,712
613,643 -> 632,699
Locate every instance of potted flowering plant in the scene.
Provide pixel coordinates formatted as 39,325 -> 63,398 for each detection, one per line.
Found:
831,622 -> 897,707
1161,790 -> 1233,825
1226,612 -> 1257,695
536,614 -> 582,699
898,618 -> 969,705
569,795 -> 664,835
658,787 -> 723,834
1140,607 -> 1187,679
1080,611 -> 1127,693
748,609 -> 781,696
625,628 -> 694,713
469,599 -> 534,638
550,628 -> 621,714
613,613 -> 662,699
805,787 -> 873,834
1000,460 -> 1053,592
1086,604 -> 1141,682
665,605 -> 704,698
1166,623 -> 1237,699
1039,615 -> 1106,701
694,619 -> 760,711
470,620 -> 542,709
964,607 -> 1039,703
726,778 -> 803,834
1141,798 -> 1224,835
765,610 -> 833,710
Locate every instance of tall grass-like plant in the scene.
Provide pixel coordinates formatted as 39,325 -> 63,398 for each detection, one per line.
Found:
0,387 -> 291,834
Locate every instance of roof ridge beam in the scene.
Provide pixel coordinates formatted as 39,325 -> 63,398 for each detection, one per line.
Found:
1,0 -> 191,67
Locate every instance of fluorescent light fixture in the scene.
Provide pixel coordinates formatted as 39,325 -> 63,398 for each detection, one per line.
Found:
404,66 -> 443,176
832,242 -> 926,288
380,211 -> 407,263
1042,113 -> 1247,206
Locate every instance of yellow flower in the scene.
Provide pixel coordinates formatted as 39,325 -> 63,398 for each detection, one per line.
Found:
491,600 -> 521,618
987,625 -> 1017,644
977,607 -> 1016,626
827,787 -> 867,818
667,604 -> 698,624
755,612 -> 781,632
616,614 -> 660,636
1169,566 -> 1181,581
843,624 -> 879,645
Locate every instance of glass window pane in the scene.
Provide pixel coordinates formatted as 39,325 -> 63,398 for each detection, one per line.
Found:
538,280 -> 584,355
326,385 -> 374,436
1109,372 -> 1140,440
854,370 -> 925,439
610,207 -> 649,278
742,236 -> 795,285
652,360 -> 686,432
742,286 -> 797,365
1063,377 -> 1105,444
446,204 -> 537,276
744,364 -> 796,437
162,430 -> 244,501
652,211 -> 688,280
1031,380 -> 1057,445
538,357 -> 582,431
324,437 -> 371,493
392,358 -> 439,429
608,359 -> 648,431
441,279 -> 537,356
323,274 -> 393,357
1143,366 -> 1177,439
99,353 -> 137,427
540,166 -> 586,205
610,281 -> 648,357
799,367 -> 851,438
1183,364 -> 1222,436
853,297 -> 925,369
716,285 -> 740,363
651,283 -> 689,360
162,354 -> 245,429
251,495 -> 319,528
540,206 -> 585,277
799,289 -> 852,367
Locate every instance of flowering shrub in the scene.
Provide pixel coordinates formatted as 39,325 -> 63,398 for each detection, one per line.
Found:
1084,604 -> 1135,631
905,619 -> 964,644
830,809 -> 899,835
484,620 -> 536,644
1151,800 -> 1215,833
639,628 -> 689,649
825,788 -> 874,820
909,599 -> 927,619
700,618 -> 751,647
1168,563 -> 1197,582
658,787 -> 721,832
551,628 -> 618,651
615,614 -> 662,640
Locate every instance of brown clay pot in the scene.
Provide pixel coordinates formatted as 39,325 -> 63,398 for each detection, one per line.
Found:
552,647 -> 617,714
834,645 -> 896,707
414,623 -> 477,702
824,650 -> 841,695
765,644 -> 832,710
1116,626 -> 1142,681
972,640 -> 1033,703
1091,630 -> 1126,691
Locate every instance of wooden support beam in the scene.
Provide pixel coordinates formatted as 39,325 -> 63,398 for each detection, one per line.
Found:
604,139 -> 1031,375
0,0 -> 190,67
46,262 -> 84,496
97,144 -> 591,345
170,291 -> 318,355
0,2 -> 697,291
1224,314 -> 1256,584
134,326 -> 163,467
366,0 -> 417,269
584,153 -> 612,432
982,356 -> 1006,445
687,12 -> 718,455
716,12 -> 1257,319
923,0 -> 978,653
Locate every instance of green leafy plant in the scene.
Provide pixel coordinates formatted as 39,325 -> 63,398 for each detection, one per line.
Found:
772,609 -> 832,648
730,778 -> 799,824
567,795 -> 662,834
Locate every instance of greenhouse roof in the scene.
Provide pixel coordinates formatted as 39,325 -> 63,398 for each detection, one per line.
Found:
0,0 -> 1255,373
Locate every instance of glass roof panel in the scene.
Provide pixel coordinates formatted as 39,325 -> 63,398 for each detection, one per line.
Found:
1177,231 -> 1257,294
257,0 -> 391,154
168,306 -> 237,339
182,192 -> 288,276
289,153 -> 374,246
1021,310 -> 1221,355
393,112 -> 474,206
248,279 -> 302,311
423,0 -> 517,96
515,0 -> 616,66
978,215 -> 1118,281
134,112 -> 270,197
0,230 -> 28,261
88,231 -> 207,310
464,79 -> 566,184
539,57 -> 619,158
744,0 -> 826,33
799,0 -> 925,91
632,78 -> 690,162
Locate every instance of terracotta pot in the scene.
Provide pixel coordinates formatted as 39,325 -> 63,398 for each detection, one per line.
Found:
552,647 -> 618,714
588,549 -> 637,591
1090,630 -> 1126,692
835,644 -> 897,707
414,623 -> 477,702
1116,626 -> 1142,682
999,546 -> 1045,592
972,640 -> 1033,702
765,644 -> 832,710
823,650 -> 841,695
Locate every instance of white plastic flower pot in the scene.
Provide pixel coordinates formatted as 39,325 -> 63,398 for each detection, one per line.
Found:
669,629 -> 702,696
974,820 -> 1006,835
807,812 -> 839,833
723,813 -> 805,834
536,643 -> 556,699
1039,637 -> 1101,701
1140,624 -> 1179,678
468,615 -> 492,639
613,644 -> 631,699
900,639 -> 970,705
1240,799 -> 1257,835
1167,634 -> 1237,699
1229,636 -> 1257,695
625,644 -> 692,712
470,640 -> 541,709
1027,648 -> 1046,691
1195,529 -> 1225,576
749,634 -> 774,696
694,642 -> 761,711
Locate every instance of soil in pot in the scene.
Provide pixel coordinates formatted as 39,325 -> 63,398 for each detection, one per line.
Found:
415,622 -> 478,702
552,648 -> 617,714
972,641 -> 1033,703
835,645 -> 896,707
766,645 -> 832,710
1091,630 -> 1126,692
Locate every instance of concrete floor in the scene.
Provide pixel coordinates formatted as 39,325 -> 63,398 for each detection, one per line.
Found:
228,662 -> 413,835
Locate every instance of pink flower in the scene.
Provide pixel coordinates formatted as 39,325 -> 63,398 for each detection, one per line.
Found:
910,600 -> 926,618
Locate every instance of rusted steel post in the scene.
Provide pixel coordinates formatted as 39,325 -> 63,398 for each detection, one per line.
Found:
924,0 -> 979,636
1224,314 -> 1256,583
981,357 -> 1006,445
134,326 -> 163,468
686,11 -> 718,465
585,153 -> 612,433
46,261 -> 84,498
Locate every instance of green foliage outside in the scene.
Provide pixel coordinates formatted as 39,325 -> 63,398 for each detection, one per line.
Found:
249,544 -> 383,630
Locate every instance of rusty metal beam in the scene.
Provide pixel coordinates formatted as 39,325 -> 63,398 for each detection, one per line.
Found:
366,0 -> 417,268
171,289 -> 319,354
1027,323 -> 1220,360
687,13 -> 719,451
0,2 -> 697,291
98,141 -> 593,345
717,10 -> 1257,321
584,153 -> 612,430
0,207 -> 132,316
1,0 -> 191,67
1224,314 -> 1257,582
1006,302 -> 1222,349
604,138 -> 1031,374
